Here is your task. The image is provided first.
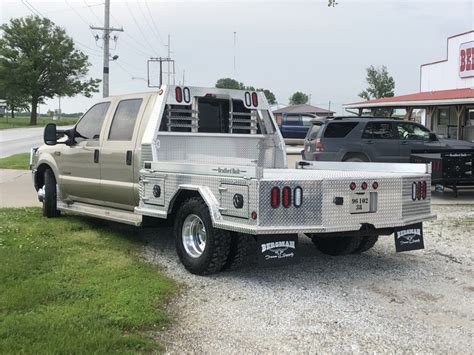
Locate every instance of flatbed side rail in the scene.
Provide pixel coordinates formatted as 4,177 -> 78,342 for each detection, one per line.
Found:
296,160 -> 431,174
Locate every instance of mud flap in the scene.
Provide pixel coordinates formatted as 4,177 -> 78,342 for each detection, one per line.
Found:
394,223 -> 424,252
256,234 -> 299,267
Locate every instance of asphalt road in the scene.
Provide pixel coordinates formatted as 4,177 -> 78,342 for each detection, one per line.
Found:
0,125 -> 73,158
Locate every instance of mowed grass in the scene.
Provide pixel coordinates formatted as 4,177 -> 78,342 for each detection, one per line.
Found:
0,115 -> 78,130
0,153 -> 30,170
0,208 -> 177,354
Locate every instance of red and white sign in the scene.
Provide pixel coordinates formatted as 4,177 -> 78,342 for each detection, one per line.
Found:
459,41 -> 474,78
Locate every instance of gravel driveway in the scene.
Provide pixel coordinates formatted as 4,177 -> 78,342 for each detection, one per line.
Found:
142,204 -> 474,353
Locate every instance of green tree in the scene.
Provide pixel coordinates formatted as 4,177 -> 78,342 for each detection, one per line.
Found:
215,78 -> 277,105
215,78 -> 245,90
359,65 -> 395,100
257,88 -> 276,105
289,91 -> 309,105
0,16 -> 100,125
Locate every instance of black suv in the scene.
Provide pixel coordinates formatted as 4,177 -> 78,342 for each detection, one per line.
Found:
302,116 -> 474,162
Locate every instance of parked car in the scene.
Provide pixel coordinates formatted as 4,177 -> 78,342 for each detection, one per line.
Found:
302,117 -> 474,163
278,113 -> 316,139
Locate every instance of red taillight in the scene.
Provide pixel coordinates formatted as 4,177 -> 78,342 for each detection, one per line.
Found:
271,187 -> 280,208
282,186 -> 292,208
361,182 -> 368,190
416,181 -> 422,200
251,211 -> 257,220
421,181 -> 427,199
315,138 -> 324,152
175,86 -> 183,103
251,92 -> 258,107
350,182 -> 356,190
372,181 -> 379,190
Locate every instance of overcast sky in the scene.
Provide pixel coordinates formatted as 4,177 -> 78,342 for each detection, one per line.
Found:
1,0 -> 473,114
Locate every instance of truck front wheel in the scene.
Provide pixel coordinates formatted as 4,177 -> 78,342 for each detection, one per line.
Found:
311,235 -> 362,256
174,197 -> 231,275
43,169 -> 59,218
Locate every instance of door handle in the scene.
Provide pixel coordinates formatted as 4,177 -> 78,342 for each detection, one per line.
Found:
94,149 -> 99,163
401,141 -> 409,145
365,140 -> 374,145
126,150 -> 132,166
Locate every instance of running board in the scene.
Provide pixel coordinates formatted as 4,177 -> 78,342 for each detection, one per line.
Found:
57,201 -> 142,226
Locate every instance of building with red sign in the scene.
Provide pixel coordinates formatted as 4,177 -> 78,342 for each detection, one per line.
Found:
344,30 -> 474,142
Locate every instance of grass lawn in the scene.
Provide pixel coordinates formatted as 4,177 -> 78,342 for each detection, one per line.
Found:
0,115 -> 78,130
0,153 -> 30,170
0,208 -> 177,354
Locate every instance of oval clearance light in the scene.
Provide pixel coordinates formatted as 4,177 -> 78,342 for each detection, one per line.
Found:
421,181 -> 427,199
175,86 -> 183,103
183,87 -> 191,103
412,182 -> 417,201
361,182 -> 368,190
282,186 -> 292,208
251,92 -> 258,107
372,181 -> 379,190
350,182 -> 356,191
244,91 -> 251,107
417,181 -> 422,200
271,187 -> 280,208
251,211 -> 257,220
294,186 -> 303,208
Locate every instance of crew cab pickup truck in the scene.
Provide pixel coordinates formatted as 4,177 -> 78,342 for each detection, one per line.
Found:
32,86 -> 435,275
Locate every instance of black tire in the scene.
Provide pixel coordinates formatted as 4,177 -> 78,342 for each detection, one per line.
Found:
352,235 -> 378,254
344,156 -> 368,163
222,232 -> 249,271
43,169 -> 59,218
174,197 -> 231,275
311,235 -> 362,256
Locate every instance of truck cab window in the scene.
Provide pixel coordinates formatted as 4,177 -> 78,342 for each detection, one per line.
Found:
75,102 -> 110,142
397,122 -> 430,141
198,98 -> 230,133
108,99 -> 143,141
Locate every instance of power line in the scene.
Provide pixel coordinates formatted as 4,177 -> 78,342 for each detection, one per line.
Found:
83,0 -> 102,25
22,0 -> 45,17
64,0 -> 92,27
144,1 -> 166,47
138,1 -> 166,47
124,0 -> 160,56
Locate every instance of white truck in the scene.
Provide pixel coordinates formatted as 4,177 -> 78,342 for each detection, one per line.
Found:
32,86 -> 435,275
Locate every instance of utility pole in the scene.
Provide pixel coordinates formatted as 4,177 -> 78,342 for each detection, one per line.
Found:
167,34 -> 171,84
182,70 -> 185,86
233,31 -> 236,78
147,57 -> 174,87
90,0 -> 123,98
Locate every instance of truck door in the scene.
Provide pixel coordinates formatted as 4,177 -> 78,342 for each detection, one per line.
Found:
58,102 -> 111,203
396,122 -> 442,163
99,97 -> 146,210
361,121 -> 400,162
282,115 -> 302,138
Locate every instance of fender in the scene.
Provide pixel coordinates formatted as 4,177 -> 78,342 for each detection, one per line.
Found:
168,184 -> 223,225
34,153 -> 64,199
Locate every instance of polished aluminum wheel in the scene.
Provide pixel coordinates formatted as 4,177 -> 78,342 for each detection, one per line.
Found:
182,214 -> 207,258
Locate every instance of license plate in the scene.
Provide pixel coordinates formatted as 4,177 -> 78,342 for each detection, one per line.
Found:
350,193 -> 370,214
394,223 -> 424,252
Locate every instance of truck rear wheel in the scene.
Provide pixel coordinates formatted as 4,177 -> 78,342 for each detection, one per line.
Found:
43,169 -> 59,218
311,235 -> 362,256
174,197 -> 231,275
352,235 -> 378,253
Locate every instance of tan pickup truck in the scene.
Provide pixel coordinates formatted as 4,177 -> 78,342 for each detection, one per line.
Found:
31,86 -> 434,275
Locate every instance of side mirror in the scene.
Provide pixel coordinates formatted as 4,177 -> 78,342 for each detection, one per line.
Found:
44,123 -> 57,145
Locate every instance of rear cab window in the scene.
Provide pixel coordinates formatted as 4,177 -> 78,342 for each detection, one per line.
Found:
108,99 -> 143,141
323,122 -> 358,138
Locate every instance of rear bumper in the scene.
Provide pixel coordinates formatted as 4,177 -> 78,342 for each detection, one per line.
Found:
214,213 -> 436,236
